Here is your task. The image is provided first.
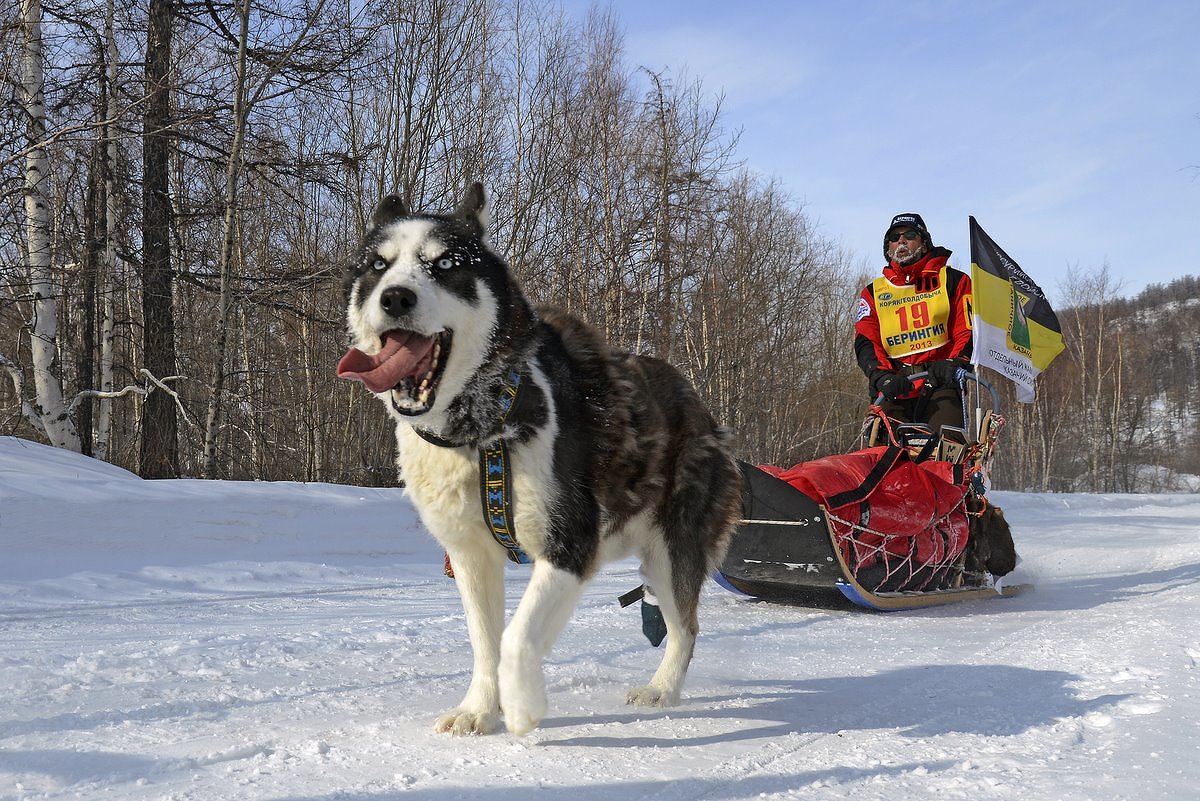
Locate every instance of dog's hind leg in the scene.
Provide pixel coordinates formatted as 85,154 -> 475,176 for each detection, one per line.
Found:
627,440 -> 739,708
434,542 -> 507,736
626,539 -> 701,708
499,560 -> 587,735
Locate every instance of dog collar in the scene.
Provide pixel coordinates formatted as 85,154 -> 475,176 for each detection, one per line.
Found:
408,366 -> 525,450
411,426 -> 463,448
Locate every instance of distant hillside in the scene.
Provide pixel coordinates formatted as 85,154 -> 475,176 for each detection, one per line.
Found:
992,273 -> 1199,492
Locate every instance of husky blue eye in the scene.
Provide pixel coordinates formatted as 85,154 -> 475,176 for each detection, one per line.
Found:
436,256 -> 455,270
371,257 -> 387,271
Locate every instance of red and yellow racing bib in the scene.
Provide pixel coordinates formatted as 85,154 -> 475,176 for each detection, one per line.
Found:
871,268 -> 952,358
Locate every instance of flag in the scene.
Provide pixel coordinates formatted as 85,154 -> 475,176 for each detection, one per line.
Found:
969,217 -> 1064,402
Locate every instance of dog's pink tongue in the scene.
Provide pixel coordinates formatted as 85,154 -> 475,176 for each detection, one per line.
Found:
336,330 -> 435,393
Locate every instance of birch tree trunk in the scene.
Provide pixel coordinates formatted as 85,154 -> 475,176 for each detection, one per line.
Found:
643,69 -> 673,359
19,0 -> 82,452
94,0 -> 120,462
77,142 -> 100,455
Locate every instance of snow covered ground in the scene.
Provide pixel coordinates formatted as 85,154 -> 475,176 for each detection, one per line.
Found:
2,434 -> 1198,800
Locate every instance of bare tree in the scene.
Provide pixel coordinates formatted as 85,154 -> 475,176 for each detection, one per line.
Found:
1059,264 -> 1126,491
3,0 -> 1193,493
7,0 -> 82,452
199,0 -> 366,478
141,0 -> 180,476
93,0 -> 121,461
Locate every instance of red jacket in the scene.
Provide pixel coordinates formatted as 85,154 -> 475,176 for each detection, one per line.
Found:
855,247 -> 973,394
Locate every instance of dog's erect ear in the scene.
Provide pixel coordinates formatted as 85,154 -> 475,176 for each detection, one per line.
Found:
371,195 -> 409,228
453,182 -> 490,235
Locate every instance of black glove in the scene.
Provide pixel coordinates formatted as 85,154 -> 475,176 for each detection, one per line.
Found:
926,359 -> 968,388
871,369 -> 911,402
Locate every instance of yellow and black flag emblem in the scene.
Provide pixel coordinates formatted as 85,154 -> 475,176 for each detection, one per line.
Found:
969,217 -> 1064,402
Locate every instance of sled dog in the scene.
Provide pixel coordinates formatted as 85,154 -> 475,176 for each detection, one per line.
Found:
965,498 -> 1018,578
337,184 -> 743,735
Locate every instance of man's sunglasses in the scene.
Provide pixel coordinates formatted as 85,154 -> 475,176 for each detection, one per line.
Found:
886,230 -> 922,243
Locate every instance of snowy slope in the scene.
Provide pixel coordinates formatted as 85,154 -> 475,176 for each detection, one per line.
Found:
1,435 -> 1198,800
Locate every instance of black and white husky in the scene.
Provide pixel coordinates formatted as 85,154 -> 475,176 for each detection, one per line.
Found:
337,184 -> 742,736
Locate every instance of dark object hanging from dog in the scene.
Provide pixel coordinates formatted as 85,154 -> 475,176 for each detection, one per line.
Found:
641,594 -> 667,648
618,584 -> 667,647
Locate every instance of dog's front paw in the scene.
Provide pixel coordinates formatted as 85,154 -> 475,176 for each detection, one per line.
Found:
433,707 -> 502,736
499,681 -> 547,735
625,685 -> 678,707
503,704 -> 544,736
499,661 -> 547,735
496,637 -> 549,733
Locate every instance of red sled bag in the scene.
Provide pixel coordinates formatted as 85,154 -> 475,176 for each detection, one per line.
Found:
767,446 -> 970,592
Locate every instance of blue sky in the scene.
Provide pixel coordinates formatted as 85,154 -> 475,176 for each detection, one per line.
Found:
565,1 -> 1199,302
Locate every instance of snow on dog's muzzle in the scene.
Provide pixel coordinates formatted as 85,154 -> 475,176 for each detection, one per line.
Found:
337,329 -> 453,414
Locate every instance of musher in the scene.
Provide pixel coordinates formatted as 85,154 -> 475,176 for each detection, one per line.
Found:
855,213 -> 974,435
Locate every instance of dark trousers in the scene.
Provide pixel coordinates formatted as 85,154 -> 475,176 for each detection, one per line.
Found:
877,386 -> 965,433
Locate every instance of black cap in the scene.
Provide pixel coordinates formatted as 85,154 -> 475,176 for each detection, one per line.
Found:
884,212 -> 932,258
886,212 -> 928,237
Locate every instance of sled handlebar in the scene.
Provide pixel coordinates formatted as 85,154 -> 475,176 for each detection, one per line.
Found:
873,368 -> 1001,413
965,370 -> 1002,413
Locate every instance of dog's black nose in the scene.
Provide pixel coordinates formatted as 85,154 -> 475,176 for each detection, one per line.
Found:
380,286 -> 417,316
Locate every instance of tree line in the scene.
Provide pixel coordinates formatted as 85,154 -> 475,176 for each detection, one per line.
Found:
3,0 -> 1196,492
994,272 -> 1199,492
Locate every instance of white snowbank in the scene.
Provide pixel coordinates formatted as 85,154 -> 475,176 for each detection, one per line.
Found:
1,436 -> 1198,800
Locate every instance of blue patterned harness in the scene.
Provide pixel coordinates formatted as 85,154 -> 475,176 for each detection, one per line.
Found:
413,366 -> 532,565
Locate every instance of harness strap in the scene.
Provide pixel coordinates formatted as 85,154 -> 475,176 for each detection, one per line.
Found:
826,445 -> 906,509
912,434 -> 940,464
480,439 -> 531,564
411,366 -> 532,570
480,368 -> 531,564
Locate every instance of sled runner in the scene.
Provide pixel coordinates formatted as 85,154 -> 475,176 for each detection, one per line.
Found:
716,373 -> 1029,611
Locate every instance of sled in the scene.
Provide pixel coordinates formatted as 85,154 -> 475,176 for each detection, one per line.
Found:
716,372 -> 1030,611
